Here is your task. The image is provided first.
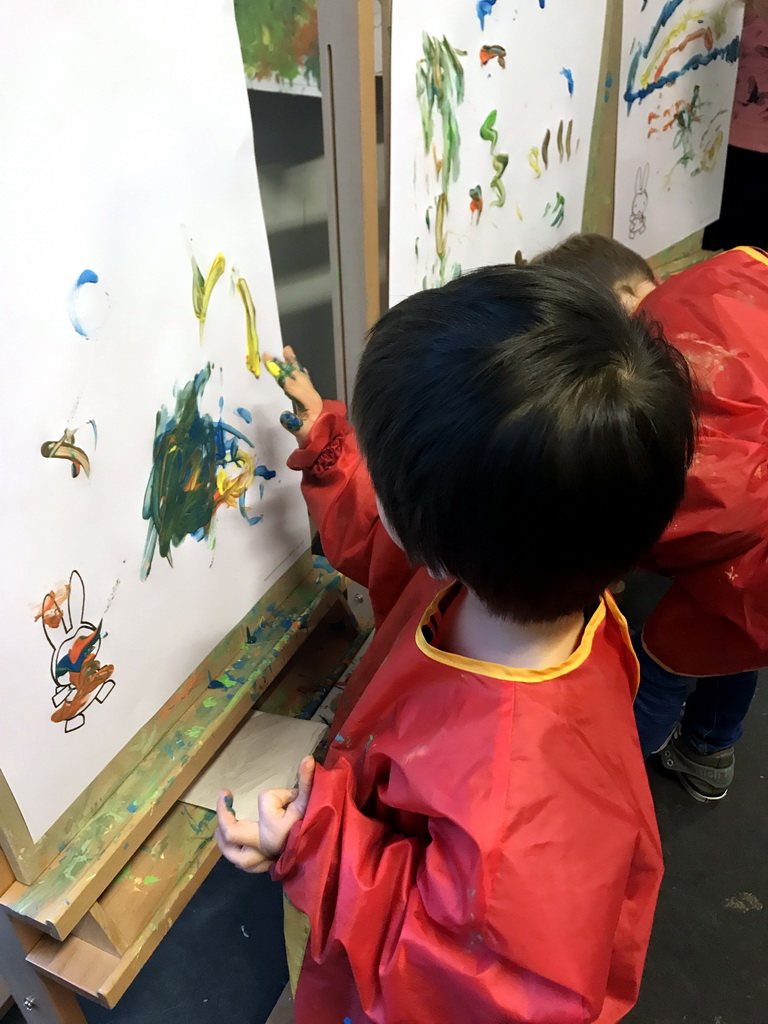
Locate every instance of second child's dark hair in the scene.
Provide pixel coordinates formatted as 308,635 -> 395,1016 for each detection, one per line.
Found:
352,265 -> 695,622
534,232 -> 656,296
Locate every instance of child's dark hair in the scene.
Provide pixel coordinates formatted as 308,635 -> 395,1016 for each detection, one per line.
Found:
352,265 -> 695,623
534,232 -> 655,297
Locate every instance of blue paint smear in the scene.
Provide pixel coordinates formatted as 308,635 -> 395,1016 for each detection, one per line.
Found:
259,483 -> 265,500
560,67 -> 574,96
255,465 -> 276,480
127,801 -> 139,813
604,70 -> 613,102
88,419 -> 98,447
476,0 -> 496,30
69,269 -> 100,337
624,0 -> 739,112
235,407 -> 252,423
624,38 -> 740,112
55,622 -> 103,677
76,269 -> 99,288
208,678 -> 226,689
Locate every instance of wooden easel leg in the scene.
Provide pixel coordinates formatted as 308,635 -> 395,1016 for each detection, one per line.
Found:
0,911 -> 87,1024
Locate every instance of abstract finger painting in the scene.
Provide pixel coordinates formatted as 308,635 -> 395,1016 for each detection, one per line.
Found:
390,0 -> 607,303
614,0 -> 744,256
141,365 -> 275,580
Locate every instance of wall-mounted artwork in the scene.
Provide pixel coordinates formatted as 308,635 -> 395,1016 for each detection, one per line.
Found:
388,0 -> 608,304
0,0 -> 309,844
234,0 -> 321,96
614,0 -> 745,257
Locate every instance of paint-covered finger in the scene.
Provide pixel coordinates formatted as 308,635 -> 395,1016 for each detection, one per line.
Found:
280,410 -> 303,434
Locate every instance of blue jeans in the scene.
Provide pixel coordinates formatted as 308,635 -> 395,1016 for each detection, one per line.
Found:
632,634 -> 759,759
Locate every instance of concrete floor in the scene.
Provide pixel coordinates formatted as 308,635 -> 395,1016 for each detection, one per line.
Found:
5,576 -> 766,1023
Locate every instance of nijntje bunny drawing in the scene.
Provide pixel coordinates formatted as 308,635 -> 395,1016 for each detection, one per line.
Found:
629,163 -> 649,239
41,570 -> 116,732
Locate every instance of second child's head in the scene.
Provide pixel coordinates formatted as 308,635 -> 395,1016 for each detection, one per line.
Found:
352,265 -> 695,623
534,233 -> 658,312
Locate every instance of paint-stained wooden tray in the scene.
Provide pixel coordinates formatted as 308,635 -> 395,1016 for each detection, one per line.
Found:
20,589 -> 363,1009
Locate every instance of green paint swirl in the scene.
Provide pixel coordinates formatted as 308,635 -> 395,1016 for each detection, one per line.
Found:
480,110 -> 508,208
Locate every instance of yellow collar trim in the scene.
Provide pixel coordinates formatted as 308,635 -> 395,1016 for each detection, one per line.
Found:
414,586 -> 609,684
730,246 -> 768,269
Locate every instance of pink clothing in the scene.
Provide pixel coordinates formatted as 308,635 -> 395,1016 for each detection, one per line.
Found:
730,12 -> 768,153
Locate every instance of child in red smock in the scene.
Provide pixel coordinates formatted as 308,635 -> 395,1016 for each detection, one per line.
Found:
538,235 -> 768,802
216,265 -> 695,1024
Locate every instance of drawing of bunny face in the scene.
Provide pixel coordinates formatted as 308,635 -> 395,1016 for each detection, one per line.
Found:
629,162 -> 649,239
40,570 -> 116,733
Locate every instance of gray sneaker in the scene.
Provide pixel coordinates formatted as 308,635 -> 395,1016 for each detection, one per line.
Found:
658,734 -> 735,802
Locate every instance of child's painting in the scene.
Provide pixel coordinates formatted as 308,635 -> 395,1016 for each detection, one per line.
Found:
234,0 -> 321,96
0,0 -> 309,843
388,0 -> 608,304
614,0 -> 745,257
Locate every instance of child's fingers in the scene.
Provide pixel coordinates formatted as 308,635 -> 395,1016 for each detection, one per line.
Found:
215,829 -> 272,873
216,793 -> 261,847
292,757 -> 315,818
259,787 -> 298,820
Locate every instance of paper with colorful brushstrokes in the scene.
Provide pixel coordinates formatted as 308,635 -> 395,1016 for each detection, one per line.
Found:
388,0 -> 608,304
613,0 -> 744,258
234,0 -> 383,96
0,0 -> 309,843
234,0 -> 321,96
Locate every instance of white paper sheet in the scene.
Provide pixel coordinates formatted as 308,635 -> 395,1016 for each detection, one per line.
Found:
183,713 -> 325,821
0,0 -> 310,842
388,0 -> 608,304
613,0 -> 745,257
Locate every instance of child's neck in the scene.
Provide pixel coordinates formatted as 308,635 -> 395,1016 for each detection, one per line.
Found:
442,588 -> 586,671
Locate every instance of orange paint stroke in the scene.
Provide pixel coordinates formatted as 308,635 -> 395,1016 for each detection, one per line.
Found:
654,27 -> 714,83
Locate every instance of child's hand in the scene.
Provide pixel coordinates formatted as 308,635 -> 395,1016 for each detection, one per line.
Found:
215,756 -> 315,872
263,347 -> 323,447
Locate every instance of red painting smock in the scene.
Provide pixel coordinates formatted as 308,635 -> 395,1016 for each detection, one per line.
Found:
281,413 -> 663,1024
638,247 -> 768,676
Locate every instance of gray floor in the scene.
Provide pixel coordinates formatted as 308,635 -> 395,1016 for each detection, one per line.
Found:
5,575 -> 766,1023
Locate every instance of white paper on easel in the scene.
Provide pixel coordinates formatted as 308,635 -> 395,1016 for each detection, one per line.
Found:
613,0 -> 745,257
183,713 -> 326,821
0,0 -> 310,844
388,0 -> 608,304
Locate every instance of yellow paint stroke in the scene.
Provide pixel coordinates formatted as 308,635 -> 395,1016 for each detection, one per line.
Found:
641,8 -> 707,88
215,451 -> 255,511
528,147 -> 542,178
191,252 -> 226,341
435,192 -> 448,262
41,429 -> 90,477
236,277 -> 260,378
515,204 -> 523,221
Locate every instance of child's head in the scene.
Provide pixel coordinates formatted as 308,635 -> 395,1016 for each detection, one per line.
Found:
352,265 -> 695,623
534,233 -> 657,312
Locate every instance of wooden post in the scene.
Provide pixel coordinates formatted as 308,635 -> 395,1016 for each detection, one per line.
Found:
317,0 -> 380,403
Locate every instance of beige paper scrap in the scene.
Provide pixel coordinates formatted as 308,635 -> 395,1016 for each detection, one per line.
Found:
183,712 -> 326,821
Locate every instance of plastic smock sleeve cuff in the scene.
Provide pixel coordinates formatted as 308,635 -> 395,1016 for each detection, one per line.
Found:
286,400 -> 353,476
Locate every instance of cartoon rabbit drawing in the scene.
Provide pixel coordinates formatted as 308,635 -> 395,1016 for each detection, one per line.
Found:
41,570 -> 116,733
629,163 -> 649,239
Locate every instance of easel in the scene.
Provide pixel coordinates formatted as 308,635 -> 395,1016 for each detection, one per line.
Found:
0,552 -> 368,1021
